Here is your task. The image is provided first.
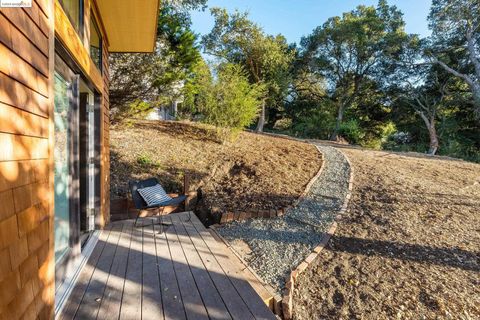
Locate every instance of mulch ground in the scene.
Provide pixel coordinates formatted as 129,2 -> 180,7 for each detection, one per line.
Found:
292,146 -> 480,319
110,120 -> 321,215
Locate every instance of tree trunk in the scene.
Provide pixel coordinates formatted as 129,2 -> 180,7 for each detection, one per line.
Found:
427,124 -> 439,155
419,112 -> 439,155
330,103 -> 345,141
472,86 -> 480,122
172,100 -> 178,119
256,101 -> 266,132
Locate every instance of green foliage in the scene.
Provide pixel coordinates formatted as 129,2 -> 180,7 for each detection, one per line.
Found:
428,0 -> 480,119
137,153 -> 156,167
197,63 -> 265,142
363,121 -> 397,149
109,2 -> 202,122
290,107 -> 336,139
338,120 -> 365,145
299,1 -> 412,139
273,118 -> 292,131
202,8 -> 295,130
181,58 -> 213,117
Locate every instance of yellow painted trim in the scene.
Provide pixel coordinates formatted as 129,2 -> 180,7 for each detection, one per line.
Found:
54,0 -> 103,92
95,0 -> 159,53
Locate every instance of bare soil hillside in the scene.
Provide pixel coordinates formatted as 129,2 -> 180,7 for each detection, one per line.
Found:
293,146 -> 480,319
110,120 -> 321,216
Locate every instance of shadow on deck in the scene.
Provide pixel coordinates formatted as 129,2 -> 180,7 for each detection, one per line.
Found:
57,212 -> 276,320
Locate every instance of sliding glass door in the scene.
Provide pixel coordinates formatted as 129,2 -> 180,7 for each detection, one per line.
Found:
54,55 -> 80,291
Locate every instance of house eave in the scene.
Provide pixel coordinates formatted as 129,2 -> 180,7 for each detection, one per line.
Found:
95,0 -> 159,53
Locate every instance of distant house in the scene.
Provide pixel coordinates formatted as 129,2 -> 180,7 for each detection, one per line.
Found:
0,0 -> 159,318
146,81 -> 184,121
146,100 -> 183,121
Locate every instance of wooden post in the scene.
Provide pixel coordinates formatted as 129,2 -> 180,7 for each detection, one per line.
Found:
183,170 -> 192,211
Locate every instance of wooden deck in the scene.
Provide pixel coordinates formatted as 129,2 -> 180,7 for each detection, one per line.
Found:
58,212 -> 276,320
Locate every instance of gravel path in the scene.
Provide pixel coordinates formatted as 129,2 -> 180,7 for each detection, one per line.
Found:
217,144 -> 351,292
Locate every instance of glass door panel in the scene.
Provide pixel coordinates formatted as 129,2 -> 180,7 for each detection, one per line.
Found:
53,54 -> 80,294
54,72 -> 72,264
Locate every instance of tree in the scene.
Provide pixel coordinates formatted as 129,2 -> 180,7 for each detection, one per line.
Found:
428,0 -> 480,121
202,8 -> 294,132
109,0 -> 205,121
405,72 -> 450,155
300,0 -> 411,140
181,58 -> 213,117
198,63 -> 265,142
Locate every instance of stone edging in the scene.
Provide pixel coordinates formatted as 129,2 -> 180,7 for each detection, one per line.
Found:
209,130 -> 355,319
281,147 -> 355,320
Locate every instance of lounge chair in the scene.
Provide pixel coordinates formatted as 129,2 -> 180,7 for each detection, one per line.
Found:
128,177 -> 187,228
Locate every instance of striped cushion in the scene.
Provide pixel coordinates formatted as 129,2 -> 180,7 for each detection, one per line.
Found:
137,184 -> 172,206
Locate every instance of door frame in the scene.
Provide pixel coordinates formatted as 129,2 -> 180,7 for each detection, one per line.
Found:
53,52 -> 82,291
79,82 -> 100,241
53,39 -> 103,314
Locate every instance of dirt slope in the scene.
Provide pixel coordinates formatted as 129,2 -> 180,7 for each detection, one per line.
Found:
293,146 -> 480,319
110,120 -> 321,216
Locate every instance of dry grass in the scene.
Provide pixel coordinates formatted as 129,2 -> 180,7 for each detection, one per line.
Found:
293,146 -> 480,319
110,120 -> 321,215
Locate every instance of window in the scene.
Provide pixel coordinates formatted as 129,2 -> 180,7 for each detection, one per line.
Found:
59,0 -> 83,34
90,13 -> 102,72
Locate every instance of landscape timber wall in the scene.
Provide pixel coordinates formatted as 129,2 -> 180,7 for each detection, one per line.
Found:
0,1 -> 56,319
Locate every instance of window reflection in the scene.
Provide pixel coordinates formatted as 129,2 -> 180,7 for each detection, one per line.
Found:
90,13 -> 102,72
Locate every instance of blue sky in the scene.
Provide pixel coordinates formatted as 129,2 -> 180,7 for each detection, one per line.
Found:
191,0 -> 433,45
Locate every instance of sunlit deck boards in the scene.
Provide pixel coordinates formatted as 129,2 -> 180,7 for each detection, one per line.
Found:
58,212 -> 276,320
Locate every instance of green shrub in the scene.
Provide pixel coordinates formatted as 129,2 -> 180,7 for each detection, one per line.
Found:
338,120 -> 365,144
198,63 -> 265,142
441,138 -> 480,162
136,153 -> 159,167
290,108 -> 335,139
273,118 -> 293,131
362,121 -> 397,150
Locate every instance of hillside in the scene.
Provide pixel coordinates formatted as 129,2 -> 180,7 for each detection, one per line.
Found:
110,120 -> 321,218
292,146 -> 480,319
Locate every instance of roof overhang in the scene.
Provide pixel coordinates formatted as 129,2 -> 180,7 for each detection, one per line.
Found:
96,0 -> 159,53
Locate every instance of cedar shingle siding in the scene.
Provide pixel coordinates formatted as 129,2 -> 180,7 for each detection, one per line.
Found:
0,1 -> 54,319
0,0 -> 110,318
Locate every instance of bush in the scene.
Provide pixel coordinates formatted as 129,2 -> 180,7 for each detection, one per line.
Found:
441,138 -> 480,162
362,121 -> 397,150
198,63 -> 265,142
273,118 -> 293,131
136,153 -> 162,168
338,120 -> 365,144
290,108 -> 335,139
383,131 -> 412,150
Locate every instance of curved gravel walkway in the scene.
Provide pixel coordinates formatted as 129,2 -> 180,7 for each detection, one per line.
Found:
217,144 -> 351,292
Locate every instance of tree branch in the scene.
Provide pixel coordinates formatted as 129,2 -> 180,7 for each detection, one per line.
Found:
432,57 -> 476,88
466,28 -> 480,79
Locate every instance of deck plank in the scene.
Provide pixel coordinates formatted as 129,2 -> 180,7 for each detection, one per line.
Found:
58,214 -> 275,320
142,220 -> 165,320
74,224 -> 123,319
119,224 -> 143,319
165,215 -> 209,320
171,215 -> 232,320
180,215 -> 255,320
154,219 -> 186,320
97,221 -> 134,320
187,214 -> 277,320
59,225 -> 113,320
